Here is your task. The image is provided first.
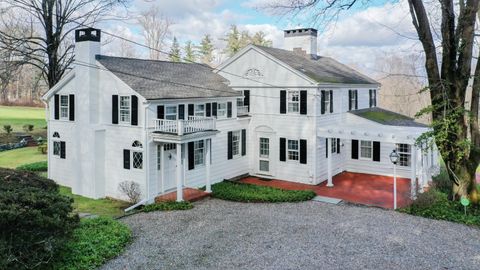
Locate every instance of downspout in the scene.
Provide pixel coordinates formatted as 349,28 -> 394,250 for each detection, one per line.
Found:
42,100 -> 50,179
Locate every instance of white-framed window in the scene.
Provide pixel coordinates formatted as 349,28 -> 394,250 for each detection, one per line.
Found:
288,139 -> 299,161
194,140 -> 204,166
119,96 -> 131,123
360,140 -> 372,159
324,90 -> 331,113
195,104 -> 205,117
237,90 -> 245,107
232,131 -> 241,157
53,141 -> 61,156
259,137 -> 269,158
349,90 -> 357,111
287,90 -> 300,113
132,140 -> 143,169
165,105 -> 177,120
331,138 -> 337,153
60,95 -> 69,119
396,143 -> 411,167
217,103 -> 227,118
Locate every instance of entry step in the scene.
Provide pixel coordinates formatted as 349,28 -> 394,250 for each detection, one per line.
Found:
312,195 -> 342,204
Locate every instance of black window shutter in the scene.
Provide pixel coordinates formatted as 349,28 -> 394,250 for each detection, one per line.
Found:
227,102 -> 232,118
157,105 -> 165,119
188,142 -> 195,170
206,103 -> 211,117
244,90 -> 250,111
300,139 -> 307,164
178,104 -> 185,120
373,90 -> 377,106
373,141 -> 381,162
123,149 -> 130,169
369,90 -> 372,107
69,94 -> 75,121
329,90 -> 333,113
112,95 -> 118,124
131,95 -> 138,126
321,90 -> 325,114
280,90 -> 286,114
54,94 -> 59,120
325,138 -> 328,158
188,104 -> 194,116
60,141 -> 66,159
348,90 -> 352,111
212,102 -> 217,117
353,90 -> 358,110
351,140 -> 359,159
337,138 -> 340,154
227,131 -> 233,160
279,138 -> 286,161
300,90 -> 307,115
241,129 -> 246,156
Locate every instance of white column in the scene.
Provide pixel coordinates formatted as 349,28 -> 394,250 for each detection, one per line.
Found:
410,144 -> 417,199
205,139 -> 212,193
160,144 -> 165,193
176,143 -> 183,202
422,151 -> 429,189
327,137 -> 333,187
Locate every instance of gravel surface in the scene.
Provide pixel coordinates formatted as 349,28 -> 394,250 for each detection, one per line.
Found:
102,199 -> 480,270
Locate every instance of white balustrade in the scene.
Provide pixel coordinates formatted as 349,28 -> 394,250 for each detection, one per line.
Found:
237,105 -> 249,116
154,117 -> 216,135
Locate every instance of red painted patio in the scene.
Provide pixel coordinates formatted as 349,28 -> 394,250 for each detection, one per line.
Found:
240,172 -> 412,209
155,188 -> 210,203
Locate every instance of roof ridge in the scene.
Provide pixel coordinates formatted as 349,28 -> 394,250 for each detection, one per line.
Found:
95,54 -> 210,68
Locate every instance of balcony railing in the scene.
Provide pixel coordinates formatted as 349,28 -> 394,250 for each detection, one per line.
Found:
237,105 -> 249,116
153,116 -> 216,135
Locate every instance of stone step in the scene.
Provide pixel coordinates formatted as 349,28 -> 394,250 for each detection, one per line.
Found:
312,195 -> 342,204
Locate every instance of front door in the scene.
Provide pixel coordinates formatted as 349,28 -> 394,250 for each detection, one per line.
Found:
258,137 -> 271,174
160,144 -> 177,192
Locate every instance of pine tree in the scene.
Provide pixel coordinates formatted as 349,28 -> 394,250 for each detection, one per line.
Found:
199,34 -> 214,66
183,41 -> 196,63
169,37 -> 181,62
251,31 -> 272,47
223,25 -> 244,57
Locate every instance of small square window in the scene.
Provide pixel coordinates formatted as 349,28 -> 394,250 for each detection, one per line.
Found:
217,103 -> 227,118
396,143 -> 411,167
165,105 -> 177,120
287,91 -> 300,113
195,104 -> 205,117
360,140 -> 372,159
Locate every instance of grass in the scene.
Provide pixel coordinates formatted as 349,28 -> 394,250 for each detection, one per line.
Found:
51,217 -> 131,270
211,181 -> 316,203
59,186 -> 131,218
0,146 -> 47,168
0,105 -> 46,133
16,160 -> 48,171
400,188 -> 480,227
143,201 -> 193,212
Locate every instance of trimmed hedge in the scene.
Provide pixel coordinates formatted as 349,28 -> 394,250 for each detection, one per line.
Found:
16,160 -> 48,172
143,201 -> 193,212
400,189 -> 480,226
0,168 -> 78,269
51,217 -> 131,270
211,181 -> 316,203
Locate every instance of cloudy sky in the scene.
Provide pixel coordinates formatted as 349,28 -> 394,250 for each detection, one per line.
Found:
102,0 -> 425,79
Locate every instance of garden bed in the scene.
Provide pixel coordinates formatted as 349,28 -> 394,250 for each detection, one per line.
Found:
211,181 -> 316,203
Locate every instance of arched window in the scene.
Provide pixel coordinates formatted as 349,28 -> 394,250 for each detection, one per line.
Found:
132,140 -> 143,148
53,132 -> 60,138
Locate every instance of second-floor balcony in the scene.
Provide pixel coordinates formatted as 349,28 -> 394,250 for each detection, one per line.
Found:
153,116 -> 216,136
237,105 -> 249,116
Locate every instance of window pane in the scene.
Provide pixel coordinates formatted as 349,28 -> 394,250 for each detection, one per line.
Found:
287,140 -> 299,161
217,103 -> 227,117
232,131 -> 240,156
360,141 -> 372,159
195,104 -> 205,117
194,140 -> 204,165
133,152 -> 143,169
259,160 -> 269,171
119,96 -> 131,123
53,141 -> 60,156
259,138 -> 269,158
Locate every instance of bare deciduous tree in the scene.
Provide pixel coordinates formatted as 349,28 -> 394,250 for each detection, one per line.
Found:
137,5 -> 171,60
0,0 -> 129,89
263,0 -> 480,201
118,180 -> 141,204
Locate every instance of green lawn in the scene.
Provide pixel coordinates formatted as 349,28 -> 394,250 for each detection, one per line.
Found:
0,146 -> 47,168
0,105 -> 46,133
59,186 -> 131,217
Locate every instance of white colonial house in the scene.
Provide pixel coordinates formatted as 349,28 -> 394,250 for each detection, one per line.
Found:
43,27 -> 439,206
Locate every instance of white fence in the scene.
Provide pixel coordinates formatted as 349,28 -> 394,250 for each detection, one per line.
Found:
237,105 -> 249,116
154,117 -> 216,135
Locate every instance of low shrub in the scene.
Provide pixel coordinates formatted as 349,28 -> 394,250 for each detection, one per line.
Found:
432,165 -> 451,194
16,161 -> 48,172
400,188 -> 480,226
3,125 -> 12,134
143,201 -> 193,212
23,124 -> 34,132
211,181 -> 316,203
51,217 -> 131,270
0,168 -> 79,269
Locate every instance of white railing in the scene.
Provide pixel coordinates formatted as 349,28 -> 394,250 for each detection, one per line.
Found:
154,117 -> 216,135
237,105 -> 249,116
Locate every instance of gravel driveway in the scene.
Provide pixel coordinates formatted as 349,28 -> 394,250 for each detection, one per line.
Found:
102,199 -> 480,270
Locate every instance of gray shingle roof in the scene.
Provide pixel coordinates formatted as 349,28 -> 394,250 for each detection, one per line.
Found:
254,45 -> 379,85
96,55 -> 239,100
349,107 -> 428,127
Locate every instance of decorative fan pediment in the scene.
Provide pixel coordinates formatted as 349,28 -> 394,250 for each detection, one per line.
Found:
244,68 -> 264,77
